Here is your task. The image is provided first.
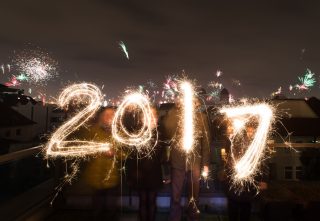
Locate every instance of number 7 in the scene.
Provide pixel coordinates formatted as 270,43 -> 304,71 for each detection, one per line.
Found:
220,104 -> 273,184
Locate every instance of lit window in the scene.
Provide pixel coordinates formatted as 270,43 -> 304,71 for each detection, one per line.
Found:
221,148 -> 227,162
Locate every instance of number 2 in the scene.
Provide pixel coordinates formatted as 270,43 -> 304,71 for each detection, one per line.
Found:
45,83 -> 110,157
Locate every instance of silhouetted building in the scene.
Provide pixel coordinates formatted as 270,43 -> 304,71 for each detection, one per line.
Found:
0,104 -> 36,153
219,88 -> 229,104
13,102 -> 65,135
269,98 -> 320,181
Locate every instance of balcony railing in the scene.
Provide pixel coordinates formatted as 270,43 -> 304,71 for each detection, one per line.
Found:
0,142 -> 319,220
0,145 -> 54,221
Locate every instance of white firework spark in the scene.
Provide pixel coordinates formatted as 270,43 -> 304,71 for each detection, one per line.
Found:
216,69 -> 223,77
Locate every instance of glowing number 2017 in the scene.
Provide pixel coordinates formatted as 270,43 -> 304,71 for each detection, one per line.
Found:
45,82 -> 274,186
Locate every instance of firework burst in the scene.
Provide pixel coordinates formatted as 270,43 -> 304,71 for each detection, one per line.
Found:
295,68 -> 316,91
14,50 -> 58,84
162,76 -> 179,101
207,81 -> 223,101
5,76 -> 20,87
16,73 -> 29,81
231,79 -> 241,87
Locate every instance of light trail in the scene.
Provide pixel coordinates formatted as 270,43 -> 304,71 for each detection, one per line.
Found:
119,41 -> 129,60
180,81 -> 195,153
45,83 -> 110,157
112,92 -> 156,153
220,103 -> 273,184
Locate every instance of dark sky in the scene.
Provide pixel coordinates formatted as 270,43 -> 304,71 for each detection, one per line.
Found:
0,0 -> 319,99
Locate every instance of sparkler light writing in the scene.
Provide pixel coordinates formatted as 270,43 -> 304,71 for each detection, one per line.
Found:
112,92 -> 157,153
46,83 -> 110,157
220,103 -> 273,185
43,80 -> 275,193
180,81 -> 195,153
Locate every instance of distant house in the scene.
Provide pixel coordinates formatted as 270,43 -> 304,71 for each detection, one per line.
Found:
0,83 -> 65,137
219,88 -> 230,104
0,104 -> 36,153
0,84 -> 66,153
269,98 -> 320,181
12,102 -> 66,136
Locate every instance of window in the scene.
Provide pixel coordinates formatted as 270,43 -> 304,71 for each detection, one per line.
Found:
221,148 -> 227,162
296,166 -> 303,180
284,166 -> 293,180
5,130 -> 11,137
16,129 -> 21,136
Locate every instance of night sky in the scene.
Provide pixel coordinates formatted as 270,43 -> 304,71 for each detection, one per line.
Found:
0,0 -> 319,99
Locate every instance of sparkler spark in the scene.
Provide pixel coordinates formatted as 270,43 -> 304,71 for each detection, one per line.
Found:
220,103 -> 273,185
45,83 -> 110,157
112,92 -> 157,153
180,81 -> 195,153
201,170 -> 208,179
119,41 -> 129,60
